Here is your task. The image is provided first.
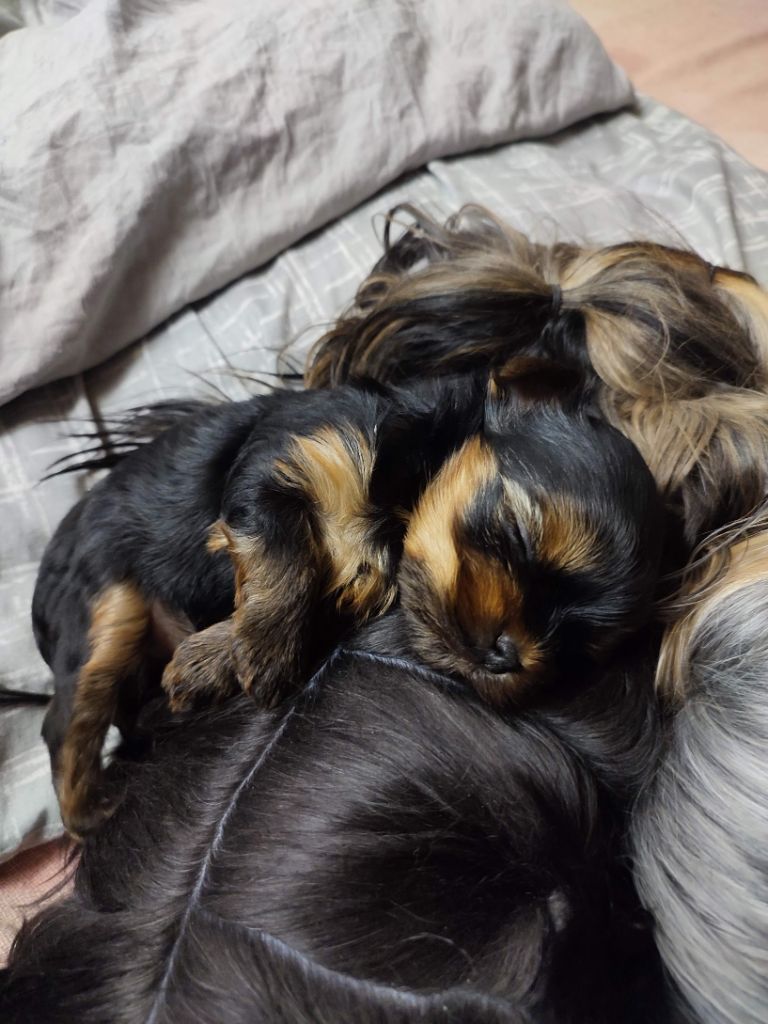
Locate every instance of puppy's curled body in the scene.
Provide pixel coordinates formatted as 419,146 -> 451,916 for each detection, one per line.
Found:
34,379 -> 485,835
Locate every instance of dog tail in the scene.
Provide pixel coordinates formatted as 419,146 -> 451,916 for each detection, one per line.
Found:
42,400 -> 212,478
632,512 -> 768,1023
305,204 -> 768,407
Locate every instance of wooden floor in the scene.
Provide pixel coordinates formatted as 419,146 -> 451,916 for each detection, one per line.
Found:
571,0 -> 768,169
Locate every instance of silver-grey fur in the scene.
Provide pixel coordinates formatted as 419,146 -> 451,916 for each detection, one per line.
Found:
633,534 -> 768,1024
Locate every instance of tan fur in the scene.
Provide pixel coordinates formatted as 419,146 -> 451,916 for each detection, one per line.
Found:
275,426 -> 395,615
148,600 -> 194,656
401,436 -> 546,702
403,435 -> 498,600
58,582 -> 149,838
169,483 -> 379,708
305,205 -> 768,545
716,270 -> 768,379
537,496 -> 600,573
307,205 -> 764,404
454,549 -> 543,676
305,200 -> 768,722
560,246 -> 760,402
167,523 -> 294,704
658,519 -> 768,704
207,520 -> 278,609
402,437 -> 593,676
602,389 -> 768,505
161,618 -> 237,711
206,519 -> 230,553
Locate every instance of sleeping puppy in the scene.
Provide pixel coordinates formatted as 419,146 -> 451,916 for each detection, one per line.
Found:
32,360 -> 663,837
395,361 -> 665,705
170,359 -> 665,710
32,377 -> 482,837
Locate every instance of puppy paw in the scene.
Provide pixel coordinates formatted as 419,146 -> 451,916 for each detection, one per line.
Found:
59,774 -> 119,842
162,621 -> 237,712
231,634 -> 297,709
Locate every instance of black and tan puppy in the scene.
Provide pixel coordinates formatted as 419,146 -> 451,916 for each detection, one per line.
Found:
32,378 -> 483,836
385,363 -> 665,706
33,362 -> 663,836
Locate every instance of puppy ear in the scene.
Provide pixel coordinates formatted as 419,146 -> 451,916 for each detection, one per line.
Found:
489,356 -> 587,405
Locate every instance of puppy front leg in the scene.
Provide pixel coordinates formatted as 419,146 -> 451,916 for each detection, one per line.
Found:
165,421 -> 397,711
162,518 -> 322,710
218,524 -> 322,707
161,619 -> 238,712
224,424 -> 399,702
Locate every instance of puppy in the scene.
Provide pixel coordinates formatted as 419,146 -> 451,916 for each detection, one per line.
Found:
33,361 -> 662,837
162,359 -> 665,712
32,378 -> 482,836
383,361 -> 665,705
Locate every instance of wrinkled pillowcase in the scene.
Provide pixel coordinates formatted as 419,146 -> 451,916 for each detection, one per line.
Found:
0,0 -> 632,405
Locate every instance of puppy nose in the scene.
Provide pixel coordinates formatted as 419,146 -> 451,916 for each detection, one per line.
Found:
483,634 -> 522,674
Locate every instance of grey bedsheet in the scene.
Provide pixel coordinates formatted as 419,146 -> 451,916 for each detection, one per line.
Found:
2,96 -> 768,857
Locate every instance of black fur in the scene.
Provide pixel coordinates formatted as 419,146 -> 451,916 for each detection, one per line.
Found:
0,686 -> 51,706
396,381 -> 666,705
34,366 -> 665,836
32,378 -> 485,833
1,635 -> 672,1024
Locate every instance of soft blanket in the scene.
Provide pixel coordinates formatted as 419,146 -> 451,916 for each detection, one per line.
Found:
0,0 -> 631,404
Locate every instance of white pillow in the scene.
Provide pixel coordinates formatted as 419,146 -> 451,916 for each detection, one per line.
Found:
0,0 -> 631,405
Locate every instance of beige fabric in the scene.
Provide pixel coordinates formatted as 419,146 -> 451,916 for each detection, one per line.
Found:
0,837 -> 73,966
0,0 -> 632,405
